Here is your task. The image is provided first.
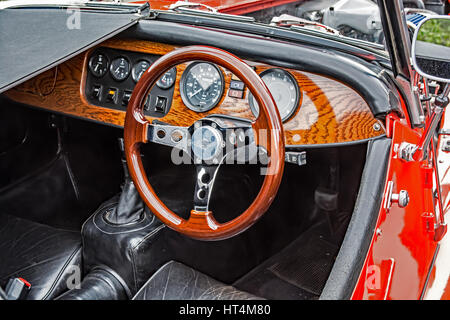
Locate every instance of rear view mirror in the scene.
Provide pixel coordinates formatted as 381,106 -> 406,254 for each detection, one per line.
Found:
411,16 -> 450,82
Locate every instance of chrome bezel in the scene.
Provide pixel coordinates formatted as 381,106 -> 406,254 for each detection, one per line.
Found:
248,68 -> 301,122
411,16 -> 450,83
109,56 -> 131,82
131,59 -> 151,83
156,67 -> 177,89
180,61 -> 225,112
191,126 -> 223,161
88,53 -> 109,78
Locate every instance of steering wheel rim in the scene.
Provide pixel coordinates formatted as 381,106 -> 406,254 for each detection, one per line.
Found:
124,45 -> 285,240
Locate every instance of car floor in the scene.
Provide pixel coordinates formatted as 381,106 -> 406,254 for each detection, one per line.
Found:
234,221 -> 339,300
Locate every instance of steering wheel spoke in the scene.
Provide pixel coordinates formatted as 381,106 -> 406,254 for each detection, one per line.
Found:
199,116 -> 259,165
193,164 -> 220,212
147,122 -> 190,153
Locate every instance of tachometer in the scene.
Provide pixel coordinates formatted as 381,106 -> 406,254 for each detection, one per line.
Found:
249,68 -> 300,122
110,57 -> 130,81
180,62 -> 224,112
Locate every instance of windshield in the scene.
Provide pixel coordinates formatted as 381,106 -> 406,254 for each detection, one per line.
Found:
129,0 -> 386,45
0,0 -> 386,46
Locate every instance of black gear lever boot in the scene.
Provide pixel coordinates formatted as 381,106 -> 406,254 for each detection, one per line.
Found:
106,179 -> 144,224
105,138 -> 144,224
80,138 -> 168,297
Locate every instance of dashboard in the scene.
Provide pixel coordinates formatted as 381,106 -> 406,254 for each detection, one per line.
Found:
3,38 -> 385,146
85,46 -> 301,123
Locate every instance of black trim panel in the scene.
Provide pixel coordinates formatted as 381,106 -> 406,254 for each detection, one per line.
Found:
319,137 -> 391,300
0,8 -> 139,94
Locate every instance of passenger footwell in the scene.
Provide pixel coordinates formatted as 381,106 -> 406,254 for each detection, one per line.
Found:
234,223 -> 339,300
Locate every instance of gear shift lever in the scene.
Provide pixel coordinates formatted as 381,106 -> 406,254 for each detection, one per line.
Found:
105,138 -> 145,224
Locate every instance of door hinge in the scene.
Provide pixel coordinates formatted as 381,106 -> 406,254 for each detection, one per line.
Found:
397,142 -> 417,162
421,164 -> 434,189
422,212 -> 435,236
422,212 -> 447,242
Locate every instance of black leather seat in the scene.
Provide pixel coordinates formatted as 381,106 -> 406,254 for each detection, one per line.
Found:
0,214 -> 82,300
133,261 -> 261,300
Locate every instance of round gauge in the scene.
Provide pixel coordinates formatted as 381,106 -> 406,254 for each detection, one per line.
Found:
180,62 -> 224,112
110,57 -> 130,81
132,60 -> 151,83
88,53 -> 109,78
157,67 -> 177,89
249,68 -> 300,122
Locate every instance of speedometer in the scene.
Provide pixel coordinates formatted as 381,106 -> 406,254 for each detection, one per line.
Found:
249,68 -> 300,122
180,62 -> 224,112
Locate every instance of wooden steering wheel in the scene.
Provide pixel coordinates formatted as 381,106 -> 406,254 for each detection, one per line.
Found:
124,46 -> 285,240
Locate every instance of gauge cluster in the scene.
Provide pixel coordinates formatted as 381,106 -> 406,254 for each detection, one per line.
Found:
85,48 -> 176,117
86,48 -> 301,122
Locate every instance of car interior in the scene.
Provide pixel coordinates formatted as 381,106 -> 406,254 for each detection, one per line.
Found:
0,4 -> 396,300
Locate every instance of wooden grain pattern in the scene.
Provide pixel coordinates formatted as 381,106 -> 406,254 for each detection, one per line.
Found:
3,38 -> 385,145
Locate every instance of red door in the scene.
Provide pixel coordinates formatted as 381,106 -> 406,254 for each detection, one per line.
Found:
351,114 -> 442,299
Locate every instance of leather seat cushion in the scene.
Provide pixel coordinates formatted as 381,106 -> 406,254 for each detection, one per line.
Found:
0,214 -> 82,300
133,261 -> 262,300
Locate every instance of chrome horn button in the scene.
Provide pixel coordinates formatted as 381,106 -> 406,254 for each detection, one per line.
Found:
191,125 -> 223,162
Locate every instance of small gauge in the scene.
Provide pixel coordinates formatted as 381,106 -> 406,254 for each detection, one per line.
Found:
89,53 -> 109,78
132,60 -> 151,83
157,67 -> 177,89
110,57 -> 130,81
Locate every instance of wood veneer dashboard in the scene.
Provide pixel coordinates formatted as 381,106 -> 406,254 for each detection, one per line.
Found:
4,38 -> 385,146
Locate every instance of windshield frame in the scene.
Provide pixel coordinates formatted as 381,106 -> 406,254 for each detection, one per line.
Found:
153,8 -> 390,62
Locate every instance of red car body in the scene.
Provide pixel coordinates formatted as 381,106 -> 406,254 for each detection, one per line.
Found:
132,0 -> 303,14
